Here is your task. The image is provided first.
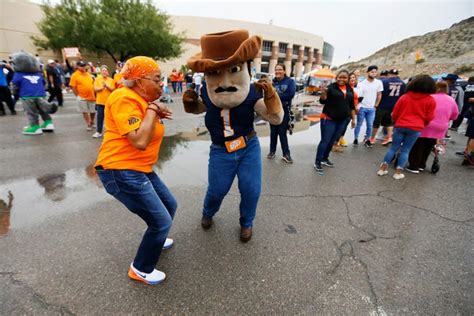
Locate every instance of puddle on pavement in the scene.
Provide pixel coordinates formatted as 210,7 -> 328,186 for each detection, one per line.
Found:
0,116 -> 320,236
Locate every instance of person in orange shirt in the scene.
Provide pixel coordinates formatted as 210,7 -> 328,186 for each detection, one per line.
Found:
177,70 -> 184,93
93,66 -> 115,138
69,60 -> 96,130
95,56 -> 175,285
170,68 -> 178,93
113,61 -> 124,88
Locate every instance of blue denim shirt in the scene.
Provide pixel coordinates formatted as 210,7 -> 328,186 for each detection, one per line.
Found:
273,76 -> 295,112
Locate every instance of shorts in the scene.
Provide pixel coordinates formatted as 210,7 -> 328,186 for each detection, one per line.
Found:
77,98 -> 96,113
466,117 -> 474,138
373,108 -> 393,128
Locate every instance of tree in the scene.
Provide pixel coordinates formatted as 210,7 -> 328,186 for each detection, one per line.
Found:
33,0 -> 185,63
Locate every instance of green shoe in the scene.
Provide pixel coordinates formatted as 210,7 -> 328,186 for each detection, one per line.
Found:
40,120 -> 55,131
23,125 -> 43,135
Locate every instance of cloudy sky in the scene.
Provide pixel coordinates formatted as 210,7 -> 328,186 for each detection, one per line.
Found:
155,0 -> 473,66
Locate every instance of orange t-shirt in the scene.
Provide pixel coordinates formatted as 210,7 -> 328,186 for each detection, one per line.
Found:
170,71 -> 179,82
95,87 -> 165,173
70,70 -> 95,101
94,76 -> 116,105
113,72 -> 123,88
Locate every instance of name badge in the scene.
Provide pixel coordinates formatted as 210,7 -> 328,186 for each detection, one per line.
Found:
225,136 -> 247,153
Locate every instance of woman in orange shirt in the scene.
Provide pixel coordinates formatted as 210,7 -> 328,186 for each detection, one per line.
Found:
95,56 -> 175,285
170,68 -> 178,93
93,66 -> 115,138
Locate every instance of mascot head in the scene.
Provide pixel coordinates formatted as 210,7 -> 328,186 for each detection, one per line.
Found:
10,50 -> 40,73
187,30 -> 262,109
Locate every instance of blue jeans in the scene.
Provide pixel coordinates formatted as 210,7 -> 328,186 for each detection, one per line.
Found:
270,111 -> 290,156
383,127 -> 421,169
203,137 -> 261,228
315,118 -> 349,163
354,107 -> 376,140
96,104 -> 104,133
96,169 -> 177,273
171,81 -> 177,93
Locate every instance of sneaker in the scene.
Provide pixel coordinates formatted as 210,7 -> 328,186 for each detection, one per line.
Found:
128,263 -> 166,285
418,168 -> 425,172
364,139 -> 373,148
163,238 -> 174,250
321,159 -> 334,167
377,169 -> 388,176
353,139 -> 358,146
405,167 -> 420,174
377,163 -> 388,176
313,162 -> 323,173
22,125 -> 43,135
393,173 -> 405,180
92,132 -> 103,138
338,137 -> 348,147
282,154 -> 293,164
267,152 -> 275,159
381,138 -> 392,146
40,120 -> 55,131
86,125 -> 92,131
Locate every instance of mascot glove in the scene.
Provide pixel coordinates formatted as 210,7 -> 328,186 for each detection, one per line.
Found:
255,78 -> 281,115
183,89 -> 200,113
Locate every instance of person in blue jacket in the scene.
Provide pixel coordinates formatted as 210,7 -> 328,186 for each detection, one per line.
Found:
267,64 -> 296,163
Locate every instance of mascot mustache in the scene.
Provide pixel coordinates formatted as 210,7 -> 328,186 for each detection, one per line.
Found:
215,86 -> 238,93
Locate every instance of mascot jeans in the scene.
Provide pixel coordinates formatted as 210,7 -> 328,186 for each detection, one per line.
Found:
96,169 -> 177,273
203,137 -> 262,228
270,111 -> 290,156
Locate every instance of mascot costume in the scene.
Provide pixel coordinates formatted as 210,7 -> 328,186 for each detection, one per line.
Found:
10,51 -> 57,135
183,30 -> 283,242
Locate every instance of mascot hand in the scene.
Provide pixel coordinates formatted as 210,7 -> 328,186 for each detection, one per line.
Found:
255,78 -> 281,115
183,89 -> 200,113
254,78 -> 274,98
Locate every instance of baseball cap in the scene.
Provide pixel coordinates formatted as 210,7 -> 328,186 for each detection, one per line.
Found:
380,70 -> 389,76
441,74 -> 459,81
47,59 -> 55,64
367,65 -> 378,72
389,69 -> 399,75
76,60 -> 86,67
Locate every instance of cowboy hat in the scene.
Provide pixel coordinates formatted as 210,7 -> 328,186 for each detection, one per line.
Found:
187,30 -> 262,72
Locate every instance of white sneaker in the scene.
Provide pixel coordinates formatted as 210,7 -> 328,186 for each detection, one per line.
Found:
92,132 -> 102,138
393,173 -> 405,180
163,238 -> 174,250
377,169 -> 388,176
128,263 -> 166,285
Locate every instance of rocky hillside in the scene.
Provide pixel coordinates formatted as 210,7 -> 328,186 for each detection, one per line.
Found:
341,17 -> 474,78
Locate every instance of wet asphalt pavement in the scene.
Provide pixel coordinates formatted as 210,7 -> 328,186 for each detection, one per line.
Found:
0,93 -> 473,314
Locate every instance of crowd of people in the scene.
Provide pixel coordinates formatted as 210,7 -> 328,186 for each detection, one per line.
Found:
311,65 -> 474,178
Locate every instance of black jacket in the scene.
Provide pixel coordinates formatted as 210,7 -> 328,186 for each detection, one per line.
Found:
320,83 -> 355,121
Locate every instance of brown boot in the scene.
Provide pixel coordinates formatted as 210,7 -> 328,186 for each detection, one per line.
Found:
240,227 -> 252,243
201,215 -> 213,230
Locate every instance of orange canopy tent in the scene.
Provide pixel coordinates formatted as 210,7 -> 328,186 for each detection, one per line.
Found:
310,68 -> 336,79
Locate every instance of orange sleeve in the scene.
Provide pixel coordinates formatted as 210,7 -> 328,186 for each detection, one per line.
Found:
69,73 -> 77,88
111,96 -> 145,136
